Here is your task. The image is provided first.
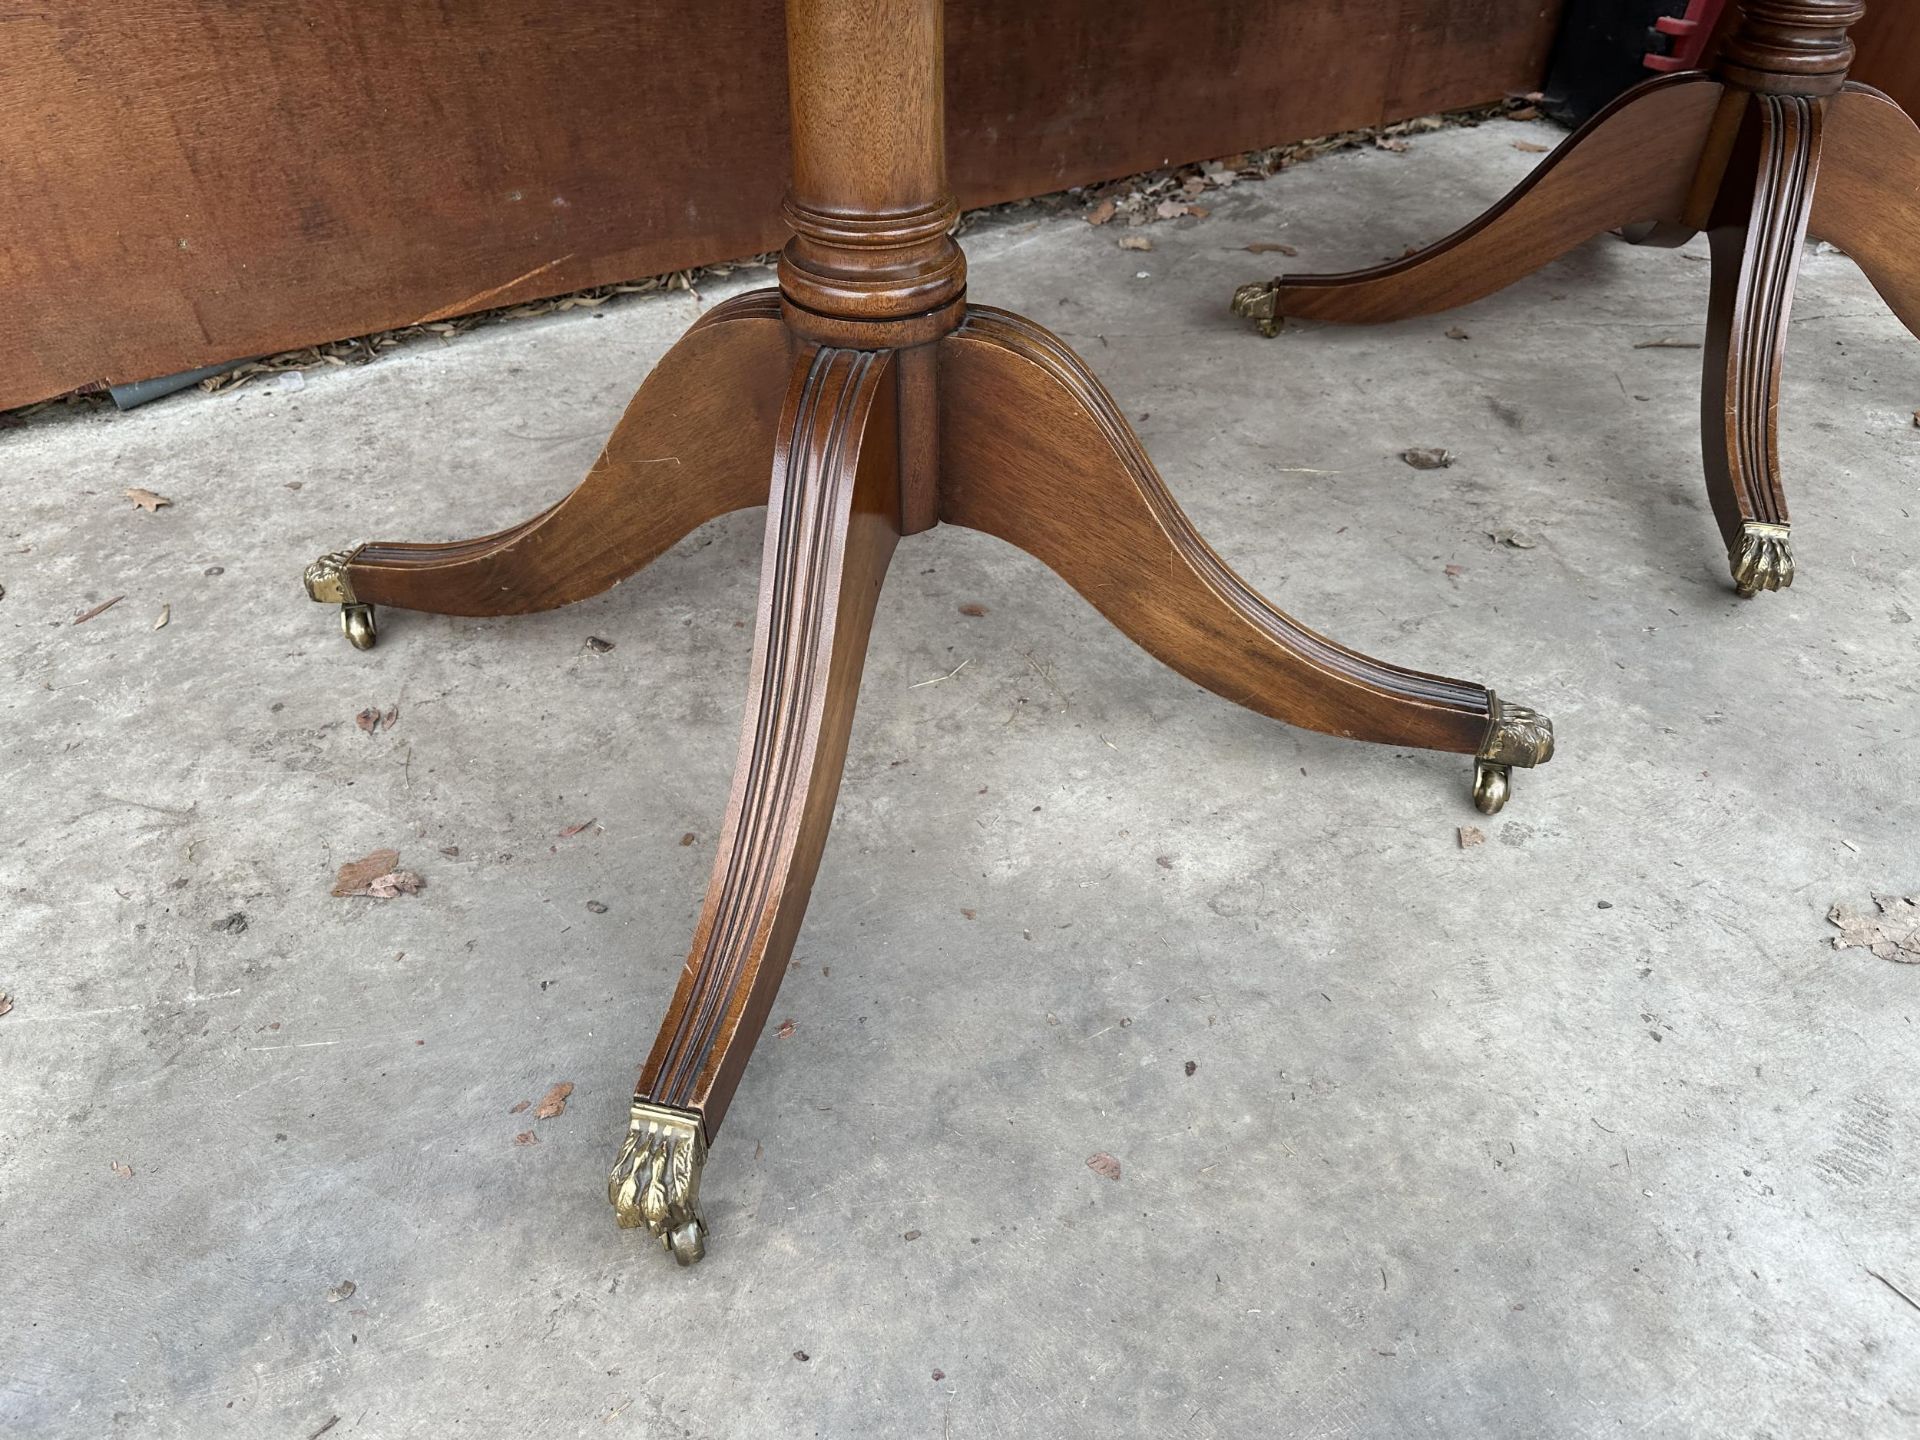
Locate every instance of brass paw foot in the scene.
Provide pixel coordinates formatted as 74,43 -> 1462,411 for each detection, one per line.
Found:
608,1099 -> 709,1265
1473,692 -> 1555,815
1230,281 -> 1283,337
304,548 -> 377,650
1729,521 -> 1793,598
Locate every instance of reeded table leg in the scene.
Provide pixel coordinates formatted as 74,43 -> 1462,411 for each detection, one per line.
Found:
1703,97 -> 1823,596
303,293 -> 791,646
1230,75 -> 1722,333
1812,84 -> 1920,340
610,347 -> 900,1262
940,308 -> 1553,804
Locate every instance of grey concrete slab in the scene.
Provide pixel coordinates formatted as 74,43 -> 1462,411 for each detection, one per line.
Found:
3,117 -> 1917,1438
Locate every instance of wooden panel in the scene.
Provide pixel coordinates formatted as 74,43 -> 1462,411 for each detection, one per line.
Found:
0,1 -> 1562,411
1851,3 -> 1920,117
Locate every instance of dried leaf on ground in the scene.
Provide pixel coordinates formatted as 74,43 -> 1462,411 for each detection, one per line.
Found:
1245,242 -> 1298,256
326,1279 -> 356,1303
1118,235 -> 1154,252
153,604 -> 170,630
1633,337 -> 1702,350
775,1018 -> 797,1039
1488,527 -> 1539,549
1508,106 -> 1541,121
679,832 -> 696,846
1445,326 -> 1470,340
534,1081 -> 574,1119
362,870 -> 424,900
125,488 -> 171,512
72,595 -> 124,625
585,900 -> 609,914
356,707 -> 383,735
0,992 -> 11,1018
510,1099 -> 531,1115
1374,137 -> 1410,153
1513,140 -> 1550,153
383,705 -> 399,730
1400,447 -> 1454,470
558,819 -> 597,839
1828,895 -> 1920,963
1444,564 -> 1465,578
958,602 -> 988,617
1086,198 -> 1117,226
111,1161 -> 134,1179
330,849 -> 400,896
514,1131 -> 539,1146
585,635 -> 615,653
1458,826 -> 1486,849
1087,1152 -> 1122,1181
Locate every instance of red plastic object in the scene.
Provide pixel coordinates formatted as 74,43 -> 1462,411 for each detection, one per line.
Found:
1643,0 -> 1727,73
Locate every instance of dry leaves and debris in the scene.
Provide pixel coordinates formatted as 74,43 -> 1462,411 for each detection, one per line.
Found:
558,819 -> 597,839
1401,447 -> 1455,470
1458,826 -> 1486,849
775,1018 -> 797,1039
330,849 -> 424,899
111,1161 -> 134,1180
1087,1152 -> 1122,1181
326,1279 -> 356,1303
0,991 -> 11,1018
1487,526 -> 1539,549
1245,241 -> 1298,256
1828,894 -> 1920,963
534,1081 -> 574,1119
72,595 -> 124,625
125,488 -> 171,512
152,604 -> 170,630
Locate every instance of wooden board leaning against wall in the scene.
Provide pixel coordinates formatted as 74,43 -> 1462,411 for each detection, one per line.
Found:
0,0 -> 1566,412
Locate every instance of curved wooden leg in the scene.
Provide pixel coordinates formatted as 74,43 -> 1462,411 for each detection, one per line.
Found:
1230,74 -> 1723,333
301,291 -> 791,644
1811,83 -> 1920,342
1702,97 -> 1824,597
939,307 -> 1553,809
608,346 -> 900,1263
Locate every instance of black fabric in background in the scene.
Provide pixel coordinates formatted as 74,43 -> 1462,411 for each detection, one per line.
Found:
1543,0 -> 1699,126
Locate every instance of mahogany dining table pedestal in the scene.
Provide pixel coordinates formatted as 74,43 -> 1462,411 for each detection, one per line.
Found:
1234,0 -> 1920,599
303,0 -> 1554,1265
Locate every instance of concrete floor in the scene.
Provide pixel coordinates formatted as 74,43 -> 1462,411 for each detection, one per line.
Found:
4,117 -> 1919,1438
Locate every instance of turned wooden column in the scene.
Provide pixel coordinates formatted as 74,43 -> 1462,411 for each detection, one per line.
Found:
1720,0 -> 1866,96
777,0 -> 967,347
777,0 -> 958,533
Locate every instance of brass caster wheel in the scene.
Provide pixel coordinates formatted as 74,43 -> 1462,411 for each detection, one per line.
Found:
665,1221 -> 706,1266
1230,280 -> 1283,337
1472,760 -> 1512,815
1472,692 -> 1554,815
341,603 -> 377,651
608,1099 -> 710,1266
1729,521 -> 1793,599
